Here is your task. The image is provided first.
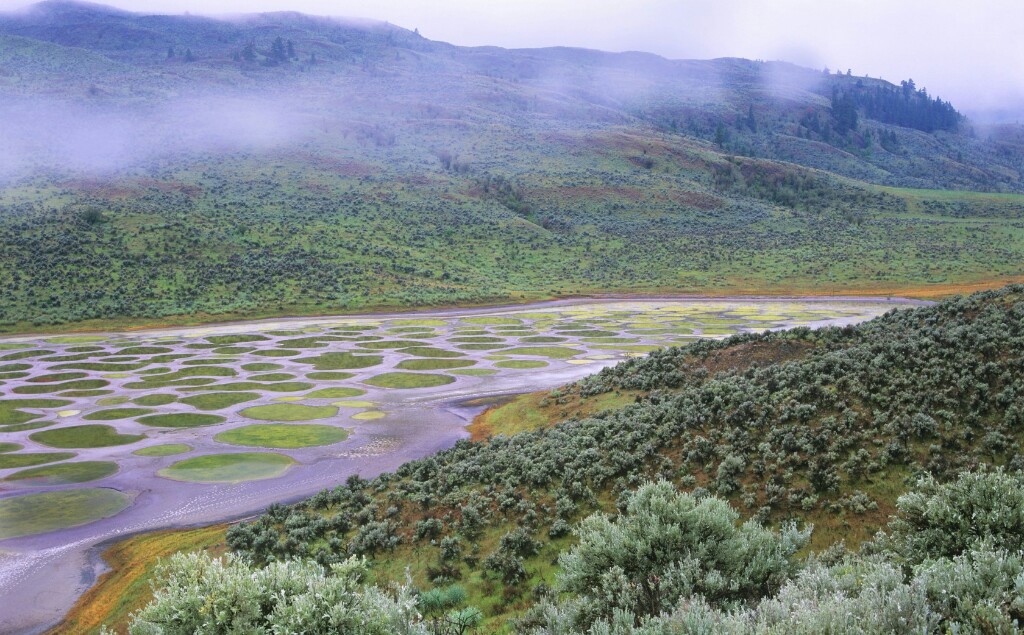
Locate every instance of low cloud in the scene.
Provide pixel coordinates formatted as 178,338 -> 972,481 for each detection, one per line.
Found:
0,94 -> 320,178
6,0 -> 1003,116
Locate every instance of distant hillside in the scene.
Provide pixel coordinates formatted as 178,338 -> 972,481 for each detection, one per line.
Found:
0,1 -> 1022,331
2,1 -> 1020,190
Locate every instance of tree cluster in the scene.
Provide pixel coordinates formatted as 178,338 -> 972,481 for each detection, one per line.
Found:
831,78 -> 961,133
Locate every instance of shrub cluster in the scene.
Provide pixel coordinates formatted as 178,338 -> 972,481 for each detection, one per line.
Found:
522,471 -> 1024,633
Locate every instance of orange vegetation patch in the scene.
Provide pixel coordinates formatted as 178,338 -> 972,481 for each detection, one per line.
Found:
540,185 -> 647,202
699,339 -> 817,376
529,185 -> 720,210
286,151 -> 376,177
50,525 -> 227,635
669,190 -> 722,210
585,130 -> 709,169
733,156 -> 793,180
467,392 -> 547,442
59,178 -> 202,200
631,275 -> 1024,301
468,389 -> 639,442
60,179 -> 138,200
836,277 -> 1024,300
137,179 -> 203,198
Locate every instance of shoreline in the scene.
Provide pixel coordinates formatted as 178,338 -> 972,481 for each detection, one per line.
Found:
0,292 -> 932,342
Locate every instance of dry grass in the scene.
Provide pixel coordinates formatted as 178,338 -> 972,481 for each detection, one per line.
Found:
50,525 -> 227,635
468,389 -> 639,442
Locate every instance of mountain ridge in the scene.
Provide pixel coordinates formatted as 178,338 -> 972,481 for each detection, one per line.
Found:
1,0 -> 1017,191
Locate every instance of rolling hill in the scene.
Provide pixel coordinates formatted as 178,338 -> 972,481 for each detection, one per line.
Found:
0,0 -> 1022,332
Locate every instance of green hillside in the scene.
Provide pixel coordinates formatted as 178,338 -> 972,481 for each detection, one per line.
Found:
0,2 -> 1022,331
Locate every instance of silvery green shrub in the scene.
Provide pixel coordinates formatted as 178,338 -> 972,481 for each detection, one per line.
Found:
877,469 -> 1024,564
521,472 -> 1024,634
555,481 -> 810,628
122,553 -> 426,635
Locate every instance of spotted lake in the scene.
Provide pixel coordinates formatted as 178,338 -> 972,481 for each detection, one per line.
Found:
0,296 -> 923,633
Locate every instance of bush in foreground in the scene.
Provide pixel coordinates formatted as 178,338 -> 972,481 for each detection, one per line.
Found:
520,473 -> 1024,634
117,553 -> 476,635
122,472 -> 1024,633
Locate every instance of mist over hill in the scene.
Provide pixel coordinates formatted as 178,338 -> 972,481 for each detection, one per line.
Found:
0,0 -> 1020,188
0,1 -> 1022,330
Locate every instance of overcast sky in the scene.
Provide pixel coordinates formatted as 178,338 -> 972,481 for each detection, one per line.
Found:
3,0 -> 1023,117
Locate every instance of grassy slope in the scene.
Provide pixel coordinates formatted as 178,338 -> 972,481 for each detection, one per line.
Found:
466,390 -> 639,443
2,136 -> 1023,334
49,525 -> 227,635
